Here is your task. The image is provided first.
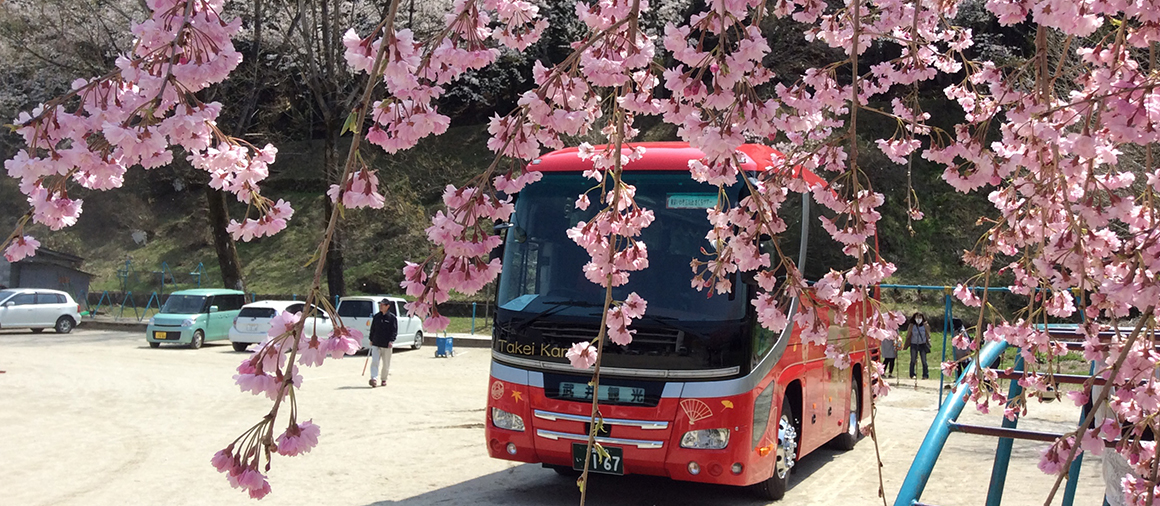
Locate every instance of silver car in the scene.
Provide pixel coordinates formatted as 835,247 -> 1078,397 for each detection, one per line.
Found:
0,288 -> 81,333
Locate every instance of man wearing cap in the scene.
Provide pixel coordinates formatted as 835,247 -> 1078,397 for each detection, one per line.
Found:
367,298 -> 398,388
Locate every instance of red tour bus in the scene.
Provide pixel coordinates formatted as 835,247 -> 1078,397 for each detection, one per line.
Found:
484,142 -> 872,499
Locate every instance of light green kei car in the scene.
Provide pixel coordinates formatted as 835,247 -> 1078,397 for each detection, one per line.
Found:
145,289 -> 246,349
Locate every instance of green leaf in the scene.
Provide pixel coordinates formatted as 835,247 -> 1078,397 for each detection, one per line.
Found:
341,110 -> 359,135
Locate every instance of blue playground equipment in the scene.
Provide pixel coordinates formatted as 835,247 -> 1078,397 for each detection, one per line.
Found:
893,329 -> 1104,506
189,262 -> 206,288
153,262 -> 178,294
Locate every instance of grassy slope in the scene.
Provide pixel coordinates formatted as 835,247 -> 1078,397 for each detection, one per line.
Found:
4,119 -> 1022,331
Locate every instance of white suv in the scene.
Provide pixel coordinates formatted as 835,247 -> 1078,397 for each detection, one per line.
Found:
335,296 -> 424,350
0,288 -> 81,333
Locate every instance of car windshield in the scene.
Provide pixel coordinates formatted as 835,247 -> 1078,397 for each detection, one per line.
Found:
162,295 -> 207,314
0,289 -> 17,303
238,307 -> 277,319
497,171 -> 746,321
337,300 -> 373,318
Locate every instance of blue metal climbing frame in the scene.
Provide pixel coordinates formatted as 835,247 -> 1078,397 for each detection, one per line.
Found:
893,334 -> 1100,506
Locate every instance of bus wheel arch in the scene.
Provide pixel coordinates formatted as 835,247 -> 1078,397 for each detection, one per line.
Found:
831,367 -> 862,451
754,381 -> 802,500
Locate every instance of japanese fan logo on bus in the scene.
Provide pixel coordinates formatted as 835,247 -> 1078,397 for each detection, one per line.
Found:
680,399 -> 713,425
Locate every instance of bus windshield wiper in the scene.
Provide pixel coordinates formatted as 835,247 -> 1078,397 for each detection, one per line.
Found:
513,299 -> 603,331
638,313 -> 707,340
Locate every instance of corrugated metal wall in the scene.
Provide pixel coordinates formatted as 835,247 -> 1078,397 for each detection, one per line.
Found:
11,263 -> 91,301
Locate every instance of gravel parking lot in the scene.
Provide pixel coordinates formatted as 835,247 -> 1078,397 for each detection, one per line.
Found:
0,328 -> 1106,505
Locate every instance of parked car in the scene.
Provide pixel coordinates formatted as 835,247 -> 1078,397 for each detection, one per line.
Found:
0,288 -> 81,333
229,300 -> 334,352
145,289 -> 246,349
335,295 -> 424,350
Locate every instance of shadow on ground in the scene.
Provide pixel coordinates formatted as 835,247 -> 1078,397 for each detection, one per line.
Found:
363,447 -> 840,506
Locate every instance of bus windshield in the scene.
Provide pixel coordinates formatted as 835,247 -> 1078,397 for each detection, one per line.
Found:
495,171 -> 752,376
498,171 -> 746,321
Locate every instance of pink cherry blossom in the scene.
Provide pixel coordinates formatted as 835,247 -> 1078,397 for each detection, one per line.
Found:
3,235 -> 39,262
275,420 -> 321,457
566,341 -> 598,369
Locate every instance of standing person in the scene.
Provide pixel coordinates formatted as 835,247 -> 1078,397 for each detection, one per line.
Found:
881,335 -> 898,378
902,311 -> 931,379
368,299 -> 397,388
951,318 -> 971,379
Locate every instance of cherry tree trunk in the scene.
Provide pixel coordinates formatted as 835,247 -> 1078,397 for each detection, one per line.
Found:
323,131 -> 346,299
206,186 -> 247,293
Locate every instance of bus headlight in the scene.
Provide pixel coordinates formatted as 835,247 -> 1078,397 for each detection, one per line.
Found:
491,407 -> 525,432
680,428 -> 730,449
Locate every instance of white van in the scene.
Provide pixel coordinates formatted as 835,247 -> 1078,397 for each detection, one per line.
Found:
335,296 -> 423,350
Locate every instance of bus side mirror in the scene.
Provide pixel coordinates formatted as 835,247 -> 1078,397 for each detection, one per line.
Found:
740,271 -> 759,286
490,222 -> 511,263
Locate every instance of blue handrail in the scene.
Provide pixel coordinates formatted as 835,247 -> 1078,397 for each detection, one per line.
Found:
894,340 -> 1010,506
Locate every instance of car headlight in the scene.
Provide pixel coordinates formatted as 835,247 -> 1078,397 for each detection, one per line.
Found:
148,317 -> 155,325
491,407 -> 525,432
182,317 -> 197,327
680,428 -> 730,449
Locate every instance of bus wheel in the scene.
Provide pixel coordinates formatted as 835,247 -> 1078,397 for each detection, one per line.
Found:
832,382 -> 861,451
755,398 -> 798,500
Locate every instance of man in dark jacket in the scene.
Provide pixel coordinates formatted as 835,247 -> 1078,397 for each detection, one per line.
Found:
368,299 -> 398,388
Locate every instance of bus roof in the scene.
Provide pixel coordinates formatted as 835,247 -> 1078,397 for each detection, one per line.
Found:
529,141 -> 826,187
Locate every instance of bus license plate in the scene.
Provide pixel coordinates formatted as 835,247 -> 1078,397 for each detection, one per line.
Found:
154,331 -> 168,340
572,443 -> 623,475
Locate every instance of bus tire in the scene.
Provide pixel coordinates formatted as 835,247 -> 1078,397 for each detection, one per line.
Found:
754,397 -> 798,500
831,381 -> 861,451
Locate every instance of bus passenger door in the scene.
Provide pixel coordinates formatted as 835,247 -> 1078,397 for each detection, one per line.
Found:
799,337 -> 829,455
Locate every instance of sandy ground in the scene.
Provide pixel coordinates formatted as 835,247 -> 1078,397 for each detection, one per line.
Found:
0,328 -> 1107,506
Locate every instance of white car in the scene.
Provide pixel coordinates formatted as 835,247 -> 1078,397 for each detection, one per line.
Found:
228,300 -> 333,352
335,296 -> 424,350
0,288 -> 81,334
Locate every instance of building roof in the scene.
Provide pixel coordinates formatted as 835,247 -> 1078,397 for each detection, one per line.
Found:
13,247 -> 86,270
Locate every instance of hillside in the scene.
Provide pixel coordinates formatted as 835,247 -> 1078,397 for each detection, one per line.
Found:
1,118 -> 995,311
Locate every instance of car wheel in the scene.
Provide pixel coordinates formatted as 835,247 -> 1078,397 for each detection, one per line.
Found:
831,381 -> 861,451
54,316 -> 75,334
31,328 -> 44,334
754,398 -> 798,500
189,329 -> 205,349
232,342 -> 249,352
149,341 -> 161,349
411,331 -> 423,350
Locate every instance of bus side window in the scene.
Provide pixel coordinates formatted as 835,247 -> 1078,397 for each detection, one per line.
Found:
752,192 -> 806,362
